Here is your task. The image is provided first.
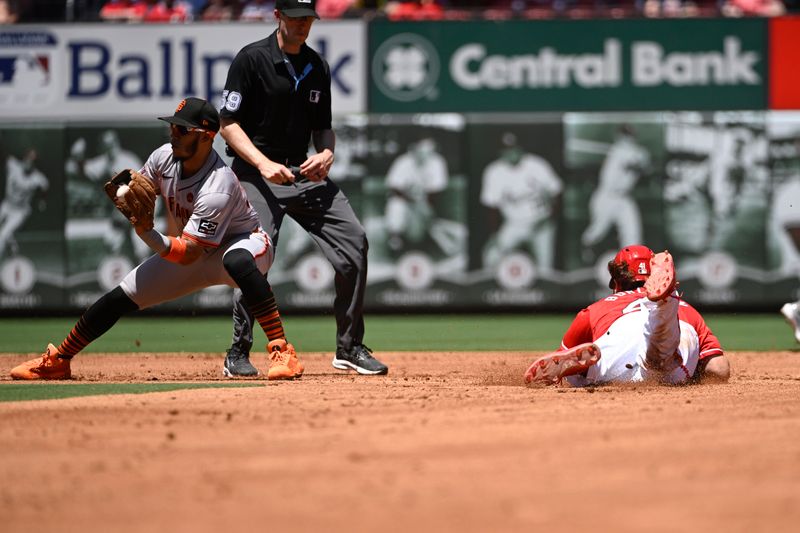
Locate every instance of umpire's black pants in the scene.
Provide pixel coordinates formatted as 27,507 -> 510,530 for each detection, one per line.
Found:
230,172 -> 368,354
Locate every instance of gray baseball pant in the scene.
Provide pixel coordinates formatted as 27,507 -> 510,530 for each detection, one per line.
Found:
230,175 -> 368,354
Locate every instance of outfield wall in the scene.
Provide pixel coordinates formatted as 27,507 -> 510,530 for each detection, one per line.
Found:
1,19 -> 800,312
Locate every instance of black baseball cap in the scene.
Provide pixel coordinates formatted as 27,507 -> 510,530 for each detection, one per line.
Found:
158,97 -> 220,133
276,0 -> 319,18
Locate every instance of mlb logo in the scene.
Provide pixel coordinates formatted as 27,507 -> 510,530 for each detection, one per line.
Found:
0,31 -> 57,111
0,53 -> 49,87
309,90 -> 320,103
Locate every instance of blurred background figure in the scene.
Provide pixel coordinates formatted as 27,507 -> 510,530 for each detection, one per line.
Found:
480,132 -> 563,273
65,130 -> 145,257
721,0 -> 786,16
316,0 -> 356,18
0,0 -> 19,23
0,148 -> 48,261
141,0 -> 194,22
199,0 -> 239,20
239,0 -> 273,20
384,137 -> 449,254
99,0 -> 147,21
581,124 -> 650,253
385,0 -> 444,20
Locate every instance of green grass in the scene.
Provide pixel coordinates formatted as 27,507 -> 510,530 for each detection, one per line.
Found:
0,382 -> 263,402
0,313 -> 797,353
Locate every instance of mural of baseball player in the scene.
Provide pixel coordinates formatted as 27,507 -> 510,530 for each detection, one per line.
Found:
480,132 -> 563,273
65,129 -> 167,261
581,124 -> 651,252
384,137 -> 450,254
0,148 -> 48,261
524,245 -> 730,387
707,126 -> 769,250
67,130 -> 142,183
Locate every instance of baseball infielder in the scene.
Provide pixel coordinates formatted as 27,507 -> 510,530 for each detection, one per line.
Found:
525,245 -> 730,386
10,98 -> 301,381
480,132 -> 562,271
0,148 -> 48,260
581,126 -> 650,250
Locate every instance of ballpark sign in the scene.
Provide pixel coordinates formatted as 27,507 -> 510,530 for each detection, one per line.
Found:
369,19 -> 767,112
0,21 -> 365,121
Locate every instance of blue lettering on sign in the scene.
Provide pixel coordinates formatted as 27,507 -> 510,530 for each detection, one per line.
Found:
159,40 -> 172,96
117,55 -> 151,97
0,32 -> 57,47
313,37 -> 353,96
65,36 -> 353,104
68,41 -> 110,97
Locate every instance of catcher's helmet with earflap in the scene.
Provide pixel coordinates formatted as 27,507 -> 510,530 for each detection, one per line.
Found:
608,245 -> 654,292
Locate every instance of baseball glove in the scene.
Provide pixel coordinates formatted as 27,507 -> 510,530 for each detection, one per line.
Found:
104,169 -> 159,231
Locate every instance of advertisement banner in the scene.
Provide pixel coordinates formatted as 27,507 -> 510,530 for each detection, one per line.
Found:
369,19 -> 767,113
0,21 -> 366,121
0,126 -> 66,310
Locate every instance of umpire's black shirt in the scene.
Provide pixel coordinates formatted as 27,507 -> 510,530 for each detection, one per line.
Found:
220,29 -> 332,176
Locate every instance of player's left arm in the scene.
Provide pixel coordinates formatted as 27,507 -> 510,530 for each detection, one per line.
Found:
135,225 -> 207,266
137,191 -> 230,266
561,308 -> 593,350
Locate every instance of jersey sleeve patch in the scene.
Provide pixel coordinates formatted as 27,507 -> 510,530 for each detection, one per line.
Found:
197,219 -> 219,236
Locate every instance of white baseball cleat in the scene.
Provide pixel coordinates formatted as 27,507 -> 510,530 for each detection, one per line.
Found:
781,302 -> 800,343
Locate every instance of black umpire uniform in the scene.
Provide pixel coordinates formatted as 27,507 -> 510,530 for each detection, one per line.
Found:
219,0 -> 388,376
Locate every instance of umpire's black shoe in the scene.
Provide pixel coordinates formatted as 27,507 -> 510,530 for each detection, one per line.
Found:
332,344 -> 388,375
223,349 -> 258,377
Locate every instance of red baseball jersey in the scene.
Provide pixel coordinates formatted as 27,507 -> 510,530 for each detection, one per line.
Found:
561,288 -> 724,360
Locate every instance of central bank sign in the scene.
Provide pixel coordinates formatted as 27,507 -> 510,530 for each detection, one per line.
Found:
370,19 -> 766,112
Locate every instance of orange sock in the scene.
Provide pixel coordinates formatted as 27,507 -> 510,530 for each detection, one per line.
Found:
57,317 -> 96,358
250,295 -> 285,341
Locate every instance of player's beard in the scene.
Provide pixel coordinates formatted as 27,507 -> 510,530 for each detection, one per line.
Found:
172,136 -> 200,161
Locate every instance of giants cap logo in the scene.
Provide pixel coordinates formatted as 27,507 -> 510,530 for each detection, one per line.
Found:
176,99 -> 186,112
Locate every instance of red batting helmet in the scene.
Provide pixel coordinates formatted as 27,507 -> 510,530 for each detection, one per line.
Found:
609,245 -> 654,292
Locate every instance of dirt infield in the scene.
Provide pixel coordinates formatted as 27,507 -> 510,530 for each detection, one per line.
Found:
1,350 -> 799,533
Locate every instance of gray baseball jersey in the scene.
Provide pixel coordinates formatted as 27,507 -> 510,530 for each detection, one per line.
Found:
119,144 -> 273,309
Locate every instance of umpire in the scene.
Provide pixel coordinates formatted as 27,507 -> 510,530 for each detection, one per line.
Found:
218,0 -> 388,376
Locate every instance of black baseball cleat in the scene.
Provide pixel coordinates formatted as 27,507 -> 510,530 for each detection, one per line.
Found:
223,349 -> 258,377
332,344 -> 388,375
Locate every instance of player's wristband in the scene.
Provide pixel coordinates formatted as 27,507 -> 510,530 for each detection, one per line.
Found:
161,237 -> 187,264
139,228 -> 170,255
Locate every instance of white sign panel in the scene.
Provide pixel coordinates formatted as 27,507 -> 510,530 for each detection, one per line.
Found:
0,21 -> 365,121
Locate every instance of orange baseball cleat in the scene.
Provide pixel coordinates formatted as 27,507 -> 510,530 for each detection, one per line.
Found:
524,342 -> 601,385
266,339 -> 303,380
645,251 -> 677,302
10,343 -> 71,380
283,341 -> 304,377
